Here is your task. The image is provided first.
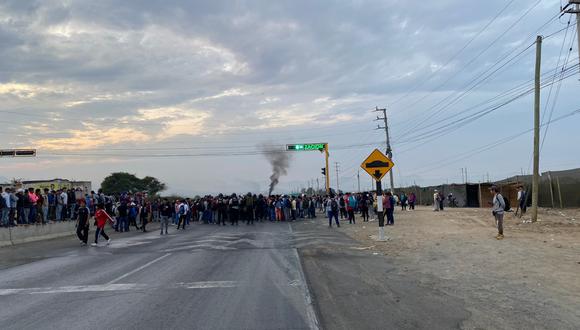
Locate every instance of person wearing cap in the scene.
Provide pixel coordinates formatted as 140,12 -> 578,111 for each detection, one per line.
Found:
490,185 -> 506,240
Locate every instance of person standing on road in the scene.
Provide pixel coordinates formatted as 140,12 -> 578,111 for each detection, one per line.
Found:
490,186 -> 505,240
347,193 -> 357,224
0,187 -> 9,227
408,192 -> 416,210
92,204 -> 113,246
77,199 -> 90,246
360,194 -> 369,222
384,192 -> 395,225
176,200 -> 188,230
433,190 -> 440,212
160,199 -> 171,235
326,195 -> 340,228
517,185 -> 527,218
140,202 -> 150,232
229,194 -> 240,225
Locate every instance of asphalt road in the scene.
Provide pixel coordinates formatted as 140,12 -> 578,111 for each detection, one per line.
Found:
0,219 -> 469,330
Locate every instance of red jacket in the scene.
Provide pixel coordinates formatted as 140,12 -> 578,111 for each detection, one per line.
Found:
95,209 -> 111,228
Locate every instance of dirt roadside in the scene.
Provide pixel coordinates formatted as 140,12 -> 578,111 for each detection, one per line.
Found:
340,206 -> 580,330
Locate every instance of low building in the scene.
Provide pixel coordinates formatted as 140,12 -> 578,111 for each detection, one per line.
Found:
0,179 -> 92,193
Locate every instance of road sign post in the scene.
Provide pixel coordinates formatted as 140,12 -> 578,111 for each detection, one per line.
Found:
360,149 -> 394,241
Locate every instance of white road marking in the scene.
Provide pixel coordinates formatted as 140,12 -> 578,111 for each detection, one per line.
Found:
107,253 -> 172,284
0,281 -> 239,296
288,223 -> 321,330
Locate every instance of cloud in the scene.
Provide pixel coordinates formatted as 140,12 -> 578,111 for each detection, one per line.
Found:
33,124 -> 150,151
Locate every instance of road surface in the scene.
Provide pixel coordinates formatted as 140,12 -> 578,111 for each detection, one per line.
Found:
0,219 -> 468,329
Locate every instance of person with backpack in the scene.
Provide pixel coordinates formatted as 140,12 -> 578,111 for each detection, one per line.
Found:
91,204 -> 114,246
347,193 -> 357,224
128,203 -> 140,231
326,195 -> 340,228
77,199 -> 90,246
176,200 -> 188,230
229,194 -> 240,225
490,186 -> 506,240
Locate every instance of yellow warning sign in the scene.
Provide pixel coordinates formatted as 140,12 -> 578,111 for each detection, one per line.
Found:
360,149 -> 394,181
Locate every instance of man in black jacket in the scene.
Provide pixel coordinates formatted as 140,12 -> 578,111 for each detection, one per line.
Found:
77,199 -> 90,246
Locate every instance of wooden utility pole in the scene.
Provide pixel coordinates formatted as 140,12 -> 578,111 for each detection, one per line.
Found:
357,170 -> 361,192
531,35 -> 542,222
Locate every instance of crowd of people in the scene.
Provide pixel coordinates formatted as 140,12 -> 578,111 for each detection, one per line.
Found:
1,186 -> 426,245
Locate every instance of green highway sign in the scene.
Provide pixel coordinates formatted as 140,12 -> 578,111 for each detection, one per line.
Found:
286,143 -> 326,151
0,149 -> 36,157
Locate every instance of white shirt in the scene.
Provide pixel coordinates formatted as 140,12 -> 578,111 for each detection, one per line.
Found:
1,192 -> 9,207
60,191 -> 68,205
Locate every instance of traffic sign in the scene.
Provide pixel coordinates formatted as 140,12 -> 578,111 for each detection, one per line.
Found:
360,149 -> 394,181
0,149 -> 36,157
286,143 -> 326,151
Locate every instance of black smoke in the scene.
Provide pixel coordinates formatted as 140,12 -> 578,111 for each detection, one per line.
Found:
261,144 -> 292,196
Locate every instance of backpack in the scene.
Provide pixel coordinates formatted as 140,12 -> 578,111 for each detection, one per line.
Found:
339,198 -> 345,207
0,195 -> 6,209
330,200 -> 338,212
502,195 -> 510,211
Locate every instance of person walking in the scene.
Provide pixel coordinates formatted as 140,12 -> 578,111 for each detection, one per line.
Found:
76,199 -> 90,246
91,204 -> 114,246
490,186 -> 506,240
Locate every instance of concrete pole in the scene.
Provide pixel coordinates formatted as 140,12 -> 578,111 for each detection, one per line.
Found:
531,36 -> 542,222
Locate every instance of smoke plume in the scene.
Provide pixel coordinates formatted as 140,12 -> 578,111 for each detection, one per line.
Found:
261,144 -> 292,196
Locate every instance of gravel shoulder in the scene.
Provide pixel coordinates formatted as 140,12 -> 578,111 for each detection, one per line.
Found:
340,206 -> 580,330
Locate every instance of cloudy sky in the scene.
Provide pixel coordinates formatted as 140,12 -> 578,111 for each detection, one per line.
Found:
0,0 -> 578,195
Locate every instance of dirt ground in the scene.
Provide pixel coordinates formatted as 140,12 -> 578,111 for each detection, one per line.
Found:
340,206 -> 580,330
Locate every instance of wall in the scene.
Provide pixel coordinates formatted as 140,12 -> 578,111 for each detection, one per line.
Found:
0,222 -> 77,247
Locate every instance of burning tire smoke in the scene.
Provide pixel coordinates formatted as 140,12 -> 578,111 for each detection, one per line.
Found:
261,144 -> 292,196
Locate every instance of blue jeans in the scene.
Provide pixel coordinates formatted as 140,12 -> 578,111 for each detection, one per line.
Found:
22,207 -> 30,224
386,208 -> 394,225
117,216 -> 128,232
56,204 -> 63,221
28,206 -> 37,224
327,211 -> 339,227
42,206 -> 49,223
1,209 -> 8,226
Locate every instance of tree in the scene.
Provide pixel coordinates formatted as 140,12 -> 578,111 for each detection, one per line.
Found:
141,176 -> 167,196
100,172 -> 166,196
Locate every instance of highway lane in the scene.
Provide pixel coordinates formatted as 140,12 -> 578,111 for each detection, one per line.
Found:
0,222 -> 322,330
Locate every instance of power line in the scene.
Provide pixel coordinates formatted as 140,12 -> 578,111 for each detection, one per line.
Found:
389,0 -> 517,106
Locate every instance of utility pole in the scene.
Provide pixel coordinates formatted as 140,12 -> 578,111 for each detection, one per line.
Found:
375,106 -> 395,193
334,162 -> 340,192
562,1 -> 580,74
357,170 -> 361,193
531,35 -> 542,222
316,178 -> 320,193
461,168 -> 464,183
